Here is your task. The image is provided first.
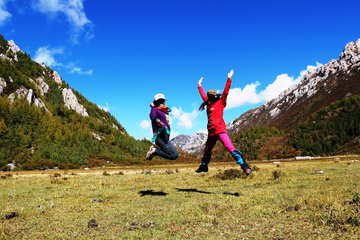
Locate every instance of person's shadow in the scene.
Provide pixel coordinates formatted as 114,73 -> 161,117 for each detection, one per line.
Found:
175,188 -> 213,194
139,190 -> 167,196
138,188 -> 240,197
175,188 -> 241,197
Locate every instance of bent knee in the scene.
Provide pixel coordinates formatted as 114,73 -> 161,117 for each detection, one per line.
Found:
170,152 -> 179,160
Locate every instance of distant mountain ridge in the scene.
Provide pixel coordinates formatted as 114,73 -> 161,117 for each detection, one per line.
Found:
171,133 -> 207,154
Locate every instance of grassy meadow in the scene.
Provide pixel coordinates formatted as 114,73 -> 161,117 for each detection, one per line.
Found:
0,157 -> 359,239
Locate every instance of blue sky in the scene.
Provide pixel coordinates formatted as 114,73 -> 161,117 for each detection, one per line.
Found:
1,0 -> 360,140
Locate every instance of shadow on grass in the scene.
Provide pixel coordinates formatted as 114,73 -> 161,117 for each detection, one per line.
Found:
138,189 -> 240,197
175,188 -> 241,197
139,190 -> 167,196
175,188 -> 214,194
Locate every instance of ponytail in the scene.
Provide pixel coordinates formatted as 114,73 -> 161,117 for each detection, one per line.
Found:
199,100 -> 209,111
199,94 -> 222,111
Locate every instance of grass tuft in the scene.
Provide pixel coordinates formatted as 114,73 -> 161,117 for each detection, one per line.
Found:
214,168 -> 244,180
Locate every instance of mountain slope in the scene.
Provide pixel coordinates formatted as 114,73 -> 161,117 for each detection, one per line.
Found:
174,39 -> 360,159
228,39 -> 360,133
288,95 -> 360,155
0,34 -> 151,170
224,38 -> 360,159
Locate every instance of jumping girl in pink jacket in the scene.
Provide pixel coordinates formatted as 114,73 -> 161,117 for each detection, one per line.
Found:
196,69 -> 252,175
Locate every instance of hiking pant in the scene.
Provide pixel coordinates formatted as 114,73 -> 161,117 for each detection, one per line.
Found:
154,135 -> 178,160
201,132 -> 244,165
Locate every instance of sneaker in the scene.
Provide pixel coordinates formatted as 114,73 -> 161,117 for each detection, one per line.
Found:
146,146 -> 156,160
240,162 -> 252,175
244,167 -> 252,175
195,164 -> 208,173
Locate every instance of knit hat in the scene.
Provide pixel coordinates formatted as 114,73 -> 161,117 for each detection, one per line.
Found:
207,89 -> 217,97
154,93 -> 165,101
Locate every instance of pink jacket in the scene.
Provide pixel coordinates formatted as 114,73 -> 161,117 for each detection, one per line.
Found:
198,78 -> 231,136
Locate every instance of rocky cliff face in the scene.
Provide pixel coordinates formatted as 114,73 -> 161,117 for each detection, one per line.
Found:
0,77 -> 6,94
0,39 -> 89,117
8,86 -> 49,112
228,38 -> 360,133
62,88 -> 89,117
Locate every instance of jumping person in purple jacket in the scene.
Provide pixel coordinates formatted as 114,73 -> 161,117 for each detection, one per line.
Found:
146,93 -> 179,160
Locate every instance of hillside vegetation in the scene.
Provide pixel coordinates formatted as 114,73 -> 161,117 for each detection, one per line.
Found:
0,34 -> 151,170
289,95 -> 360,155
216,96 -> 360,161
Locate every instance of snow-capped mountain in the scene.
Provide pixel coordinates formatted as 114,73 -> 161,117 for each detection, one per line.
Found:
171,133 -> 207,154
228,38 -> 360,133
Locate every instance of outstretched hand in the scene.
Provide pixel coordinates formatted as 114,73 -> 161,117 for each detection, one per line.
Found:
228,69 -> 234,79
198,77 -> 203,86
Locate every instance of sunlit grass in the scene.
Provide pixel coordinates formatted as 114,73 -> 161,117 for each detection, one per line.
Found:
1,158 -> 359,239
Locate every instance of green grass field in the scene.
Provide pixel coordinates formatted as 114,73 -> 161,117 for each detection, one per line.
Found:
1,158 -> 359,239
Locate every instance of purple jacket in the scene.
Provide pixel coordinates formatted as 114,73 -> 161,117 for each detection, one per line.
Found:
150,106 -> 171,134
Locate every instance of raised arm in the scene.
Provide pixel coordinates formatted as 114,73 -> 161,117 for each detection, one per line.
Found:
197,77 -> 207,101
221,69 -> 234,103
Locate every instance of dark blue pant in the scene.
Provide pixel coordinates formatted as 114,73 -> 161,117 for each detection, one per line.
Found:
154,135 -> 178,160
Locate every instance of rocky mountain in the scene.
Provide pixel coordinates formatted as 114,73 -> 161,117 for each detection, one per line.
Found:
175,39 -> 360,158
171,133 -> 207,154
0,34 -> 151,170
228,38 -> 360,133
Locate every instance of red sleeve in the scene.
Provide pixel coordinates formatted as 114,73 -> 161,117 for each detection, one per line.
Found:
198,85 -> 208,101
221,78 -> 232,104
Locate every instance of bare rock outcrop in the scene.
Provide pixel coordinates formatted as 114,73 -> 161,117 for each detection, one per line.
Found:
62,88 -> 89,117
0,77 -> 6,94
8,86 -> 49,111
52,71 -> 63,85
28,77 -> 49,96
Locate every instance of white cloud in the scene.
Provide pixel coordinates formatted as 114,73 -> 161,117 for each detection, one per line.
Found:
171,107 -> 199,129
0,0 -> 11,25
34,0 -> 94,43
259,63 -> 322,102
260,74 -> 299,102
68,64 -> 93,75
227,63 -> 322,108
98,103 -> 109,112
34,46 -> 93,75
70,67 -> 92,75
34,46 -> 64,67
169,130 -> 180,139
227,82 -> 262,109
140,120 -> 151,129
97,102 -> 117,113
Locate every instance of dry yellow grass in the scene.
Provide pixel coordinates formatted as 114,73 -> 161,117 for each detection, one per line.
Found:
0,158 -> 359,239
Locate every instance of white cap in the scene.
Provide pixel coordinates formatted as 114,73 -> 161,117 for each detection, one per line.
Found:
154,93 -> 165,101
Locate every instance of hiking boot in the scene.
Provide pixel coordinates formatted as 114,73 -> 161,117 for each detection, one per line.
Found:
195,164 -> 208,173
146,146 -> 156,160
